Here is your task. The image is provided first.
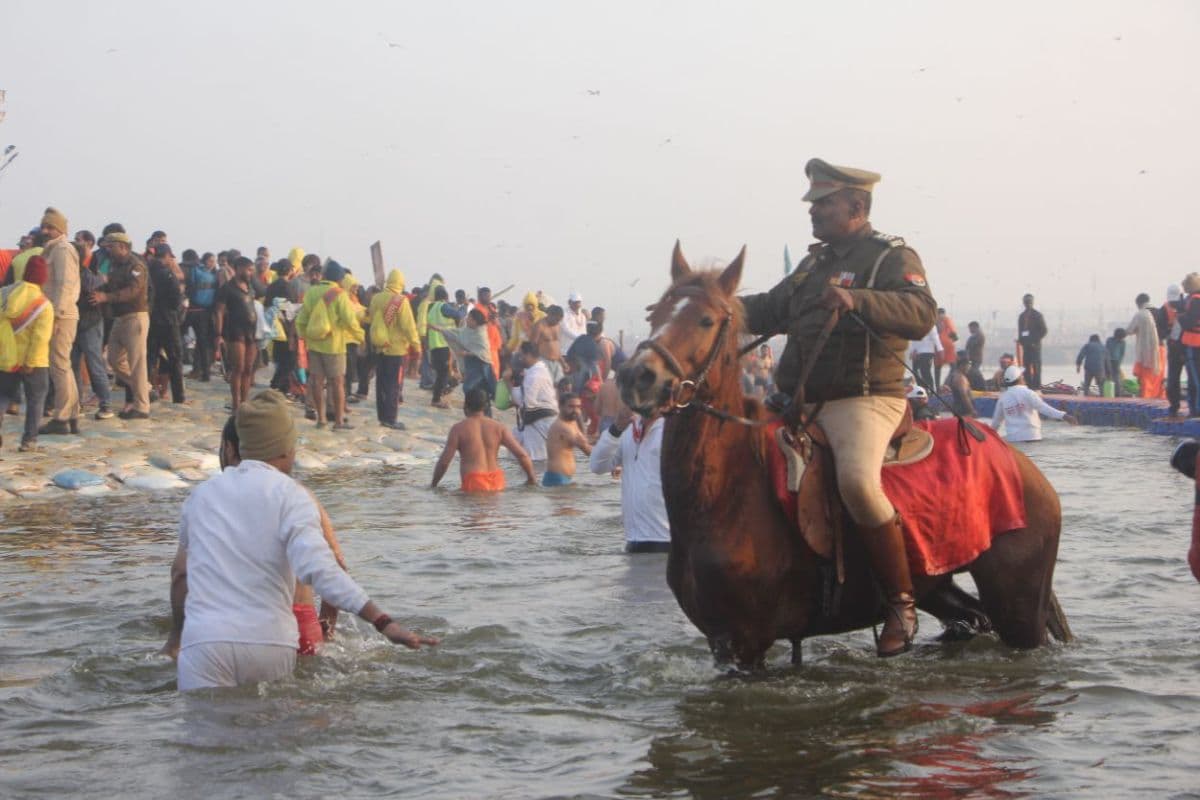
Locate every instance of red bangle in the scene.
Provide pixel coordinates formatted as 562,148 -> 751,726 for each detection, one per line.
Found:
373,614 -> 393,632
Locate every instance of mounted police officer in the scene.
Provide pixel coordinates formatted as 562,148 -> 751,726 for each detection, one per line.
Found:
741,158 -> 937,656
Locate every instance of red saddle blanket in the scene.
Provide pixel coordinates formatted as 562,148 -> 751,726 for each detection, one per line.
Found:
768,417 -> 1027,576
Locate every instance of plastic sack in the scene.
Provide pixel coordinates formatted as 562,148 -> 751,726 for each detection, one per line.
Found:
495,378 -> 512,410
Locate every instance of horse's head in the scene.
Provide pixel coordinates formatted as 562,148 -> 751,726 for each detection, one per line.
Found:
619,241 -> 745,415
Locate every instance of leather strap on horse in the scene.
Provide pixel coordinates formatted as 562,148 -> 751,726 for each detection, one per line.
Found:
637,302 -> 771,426
784,309 -> 840,430
845,310 -> 988,451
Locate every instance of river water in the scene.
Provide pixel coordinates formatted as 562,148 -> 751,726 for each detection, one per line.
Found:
1,420 -> 1197,798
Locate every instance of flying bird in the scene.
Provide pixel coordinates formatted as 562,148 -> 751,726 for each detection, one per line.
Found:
628,278 -> 640,288
586,89 -> 600,96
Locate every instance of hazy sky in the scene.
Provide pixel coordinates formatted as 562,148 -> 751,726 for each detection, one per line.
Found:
1,1 -> 1196,340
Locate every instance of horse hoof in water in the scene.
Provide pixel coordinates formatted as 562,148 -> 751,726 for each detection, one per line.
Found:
935,620 -> 983,642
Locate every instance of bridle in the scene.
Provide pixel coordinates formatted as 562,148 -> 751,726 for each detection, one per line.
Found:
634,286 -> 764,426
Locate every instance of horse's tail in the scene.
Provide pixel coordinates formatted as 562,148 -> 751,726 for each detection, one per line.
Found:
1046,589 -> 1073,643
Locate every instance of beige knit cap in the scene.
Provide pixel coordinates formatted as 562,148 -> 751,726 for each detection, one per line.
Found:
235,390 -> 297,461
41,207 -> 68,235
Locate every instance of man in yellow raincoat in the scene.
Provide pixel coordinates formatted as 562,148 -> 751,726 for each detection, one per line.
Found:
368,269 -> 420,429
0,255 -> 54,451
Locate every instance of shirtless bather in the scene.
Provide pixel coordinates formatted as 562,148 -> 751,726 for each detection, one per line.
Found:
432,388 -> 537,491
542,392 -> 591,487
531,305 -> 566,384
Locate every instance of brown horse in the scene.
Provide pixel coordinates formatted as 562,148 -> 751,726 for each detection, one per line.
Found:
618,244 -> 1071,670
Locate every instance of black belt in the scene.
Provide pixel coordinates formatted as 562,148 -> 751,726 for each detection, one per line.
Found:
625,541 -> 671,554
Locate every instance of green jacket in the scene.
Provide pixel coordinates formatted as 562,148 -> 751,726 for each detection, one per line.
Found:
741,225 -> 936,401
426,301 -> 453,350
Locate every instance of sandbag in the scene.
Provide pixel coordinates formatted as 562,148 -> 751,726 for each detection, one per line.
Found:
51,469 -> 106,490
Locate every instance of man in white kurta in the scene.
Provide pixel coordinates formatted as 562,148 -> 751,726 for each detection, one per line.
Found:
559,292 -> 588,353
170,390 -> 437,690
513,343 -> 558,461
589,410 -> 670,553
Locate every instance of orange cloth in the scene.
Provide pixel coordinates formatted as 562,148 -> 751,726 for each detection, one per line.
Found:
1134,361 -> 1162,398
474,301 -> 503,379
293,603 -> 324,655
936,316 -> 958,367
0,249 -> 15,284
462,469 -> 505,492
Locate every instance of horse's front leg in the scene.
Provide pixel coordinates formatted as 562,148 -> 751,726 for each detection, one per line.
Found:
708,634 -> 734,668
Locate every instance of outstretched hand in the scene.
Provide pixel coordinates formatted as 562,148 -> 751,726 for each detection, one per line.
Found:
1063,414 -> 1079,426
382,621 -> 440,649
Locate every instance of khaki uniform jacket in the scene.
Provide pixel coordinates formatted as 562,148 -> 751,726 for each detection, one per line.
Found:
741,225 -> 936,401
42,236 -> 81,320
100,255 -> 150,317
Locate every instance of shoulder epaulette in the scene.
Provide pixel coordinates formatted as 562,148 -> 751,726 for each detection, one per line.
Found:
870,231 -> 906,248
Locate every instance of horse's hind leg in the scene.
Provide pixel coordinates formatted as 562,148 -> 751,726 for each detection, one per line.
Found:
970,449 -> 1063,648
918,576 -> 993,641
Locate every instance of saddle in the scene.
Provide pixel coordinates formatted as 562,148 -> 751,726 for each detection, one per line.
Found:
771,404 -> 933,561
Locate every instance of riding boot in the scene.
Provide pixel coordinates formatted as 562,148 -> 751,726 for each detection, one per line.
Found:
861,514 -> 918,657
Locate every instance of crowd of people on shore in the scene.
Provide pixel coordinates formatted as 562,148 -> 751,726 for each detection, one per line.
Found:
0,206 -> 672,533
0,208 -> 631,451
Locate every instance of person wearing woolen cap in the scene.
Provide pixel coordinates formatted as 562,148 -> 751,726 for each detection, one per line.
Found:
36,207 -> 82,437
166,390 -> 440,690
0,255 -> 55,452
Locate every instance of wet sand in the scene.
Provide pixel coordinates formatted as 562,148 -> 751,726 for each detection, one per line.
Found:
0,368 -> 472,504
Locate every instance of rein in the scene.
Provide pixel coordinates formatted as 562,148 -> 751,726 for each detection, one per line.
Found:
636,285 -> 765,425
635,289 -> 839,429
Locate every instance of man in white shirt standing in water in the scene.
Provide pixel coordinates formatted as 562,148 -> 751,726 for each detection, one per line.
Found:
990,365 -> 1078,442
167,390 -> 438,690
514,342 -> 559,461
589,406 -> 671,553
